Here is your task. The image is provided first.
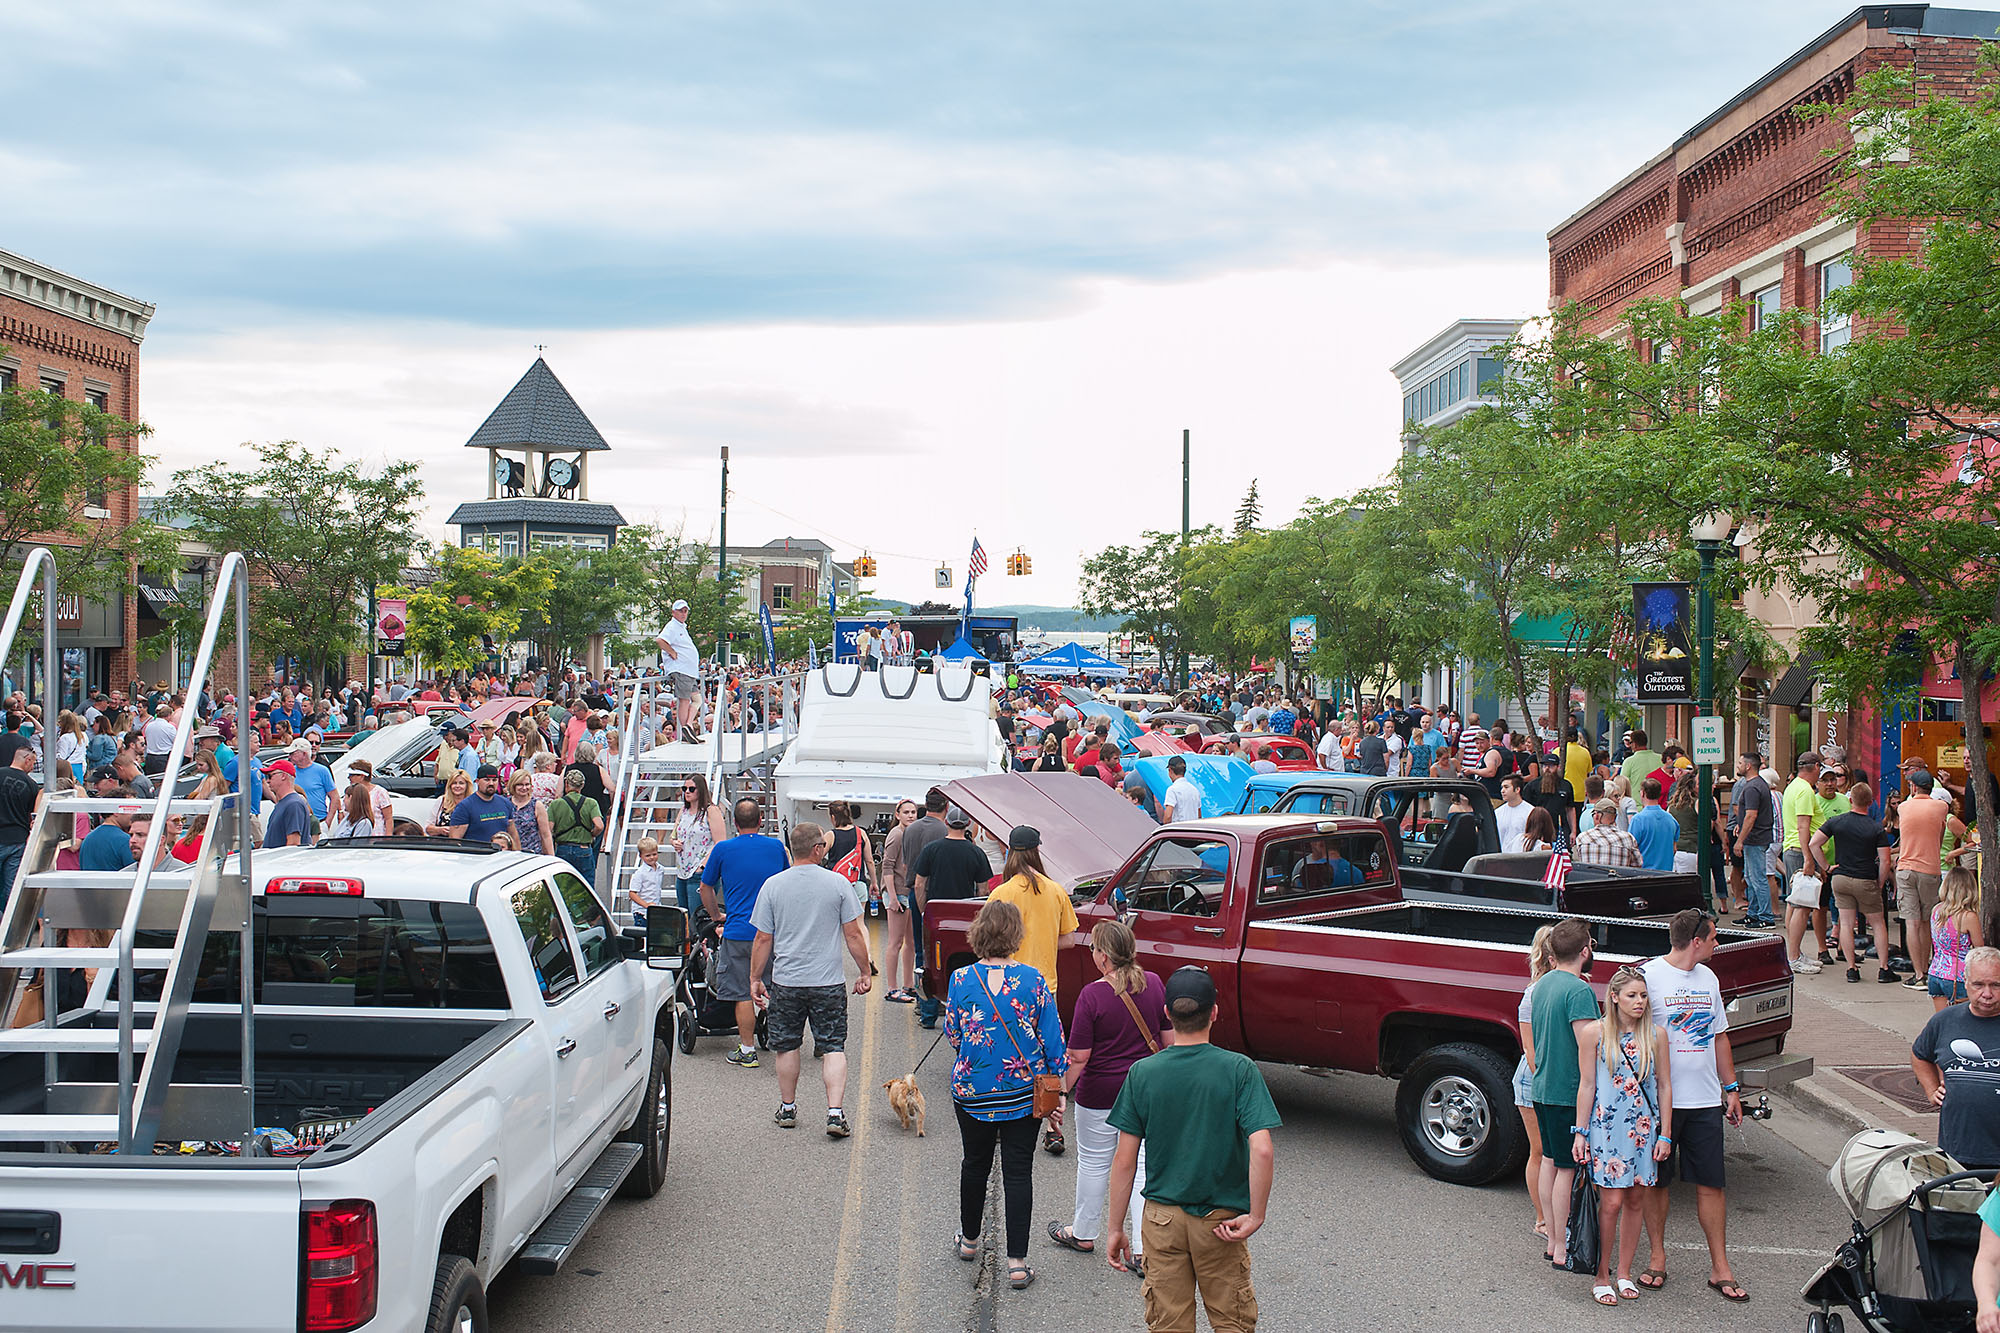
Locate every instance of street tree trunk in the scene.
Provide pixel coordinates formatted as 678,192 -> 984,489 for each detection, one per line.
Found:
1961,640 -> 2000,944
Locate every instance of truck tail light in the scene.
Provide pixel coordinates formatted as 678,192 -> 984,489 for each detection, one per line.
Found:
302,1200 -> 377,1331
269,876 -> 366,896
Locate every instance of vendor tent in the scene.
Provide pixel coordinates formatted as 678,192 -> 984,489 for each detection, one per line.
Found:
1018,642 -> 1128,679
935,636 -> 985,661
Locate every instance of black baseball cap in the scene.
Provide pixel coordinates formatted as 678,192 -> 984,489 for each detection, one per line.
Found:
1164,966 -> 1216,1016
1007,824 -> 1040,850
476,764 -> 501,780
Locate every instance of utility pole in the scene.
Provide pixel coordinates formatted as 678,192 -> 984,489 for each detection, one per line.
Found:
718,446 -> 730,678
1178,428 -> 1190,691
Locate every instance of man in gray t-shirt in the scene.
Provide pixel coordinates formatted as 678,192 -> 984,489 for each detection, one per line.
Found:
750,822 -> 873,1136
901,794 -> 952,1028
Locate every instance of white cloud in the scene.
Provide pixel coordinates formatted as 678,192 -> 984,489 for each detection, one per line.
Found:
139,253 -> 1546,605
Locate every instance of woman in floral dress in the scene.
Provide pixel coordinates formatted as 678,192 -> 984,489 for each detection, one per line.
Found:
1572,965 -> 1673,1307
944,898 -> 1067,1292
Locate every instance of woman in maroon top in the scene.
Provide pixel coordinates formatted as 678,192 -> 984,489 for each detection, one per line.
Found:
1046,920 -> 1171,1271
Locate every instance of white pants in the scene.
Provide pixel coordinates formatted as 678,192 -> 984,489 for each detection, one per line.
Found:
1072,1100 -> 1147,1252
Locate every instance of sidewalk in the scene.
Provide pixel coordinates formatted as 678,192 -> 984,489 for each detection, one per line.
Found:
1775,948 -> 1941,1149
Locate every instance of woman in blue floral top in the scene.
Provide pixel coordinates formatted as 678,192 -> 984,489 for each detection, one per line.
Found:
945,898 -> 1068,1291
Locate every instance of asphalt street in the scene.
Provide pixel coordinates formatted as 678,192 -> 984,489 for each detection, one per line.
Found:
487,920 -> 1852,1332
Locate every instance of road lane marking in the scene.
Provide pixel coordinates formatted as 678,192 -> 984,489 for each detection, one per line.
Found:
1666,1241 -> 1826,1257
825,917 -> 883,1333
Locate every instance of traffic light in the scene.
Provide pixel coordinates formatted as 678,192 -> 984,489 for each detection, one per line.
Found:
1006,550 -> 1031,575
855,553 -> 878,578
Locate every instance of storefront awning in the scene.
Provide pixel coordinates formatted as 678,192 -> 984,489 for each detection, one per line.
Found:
1766,653 -> 1820,708
134,576 -> 181,619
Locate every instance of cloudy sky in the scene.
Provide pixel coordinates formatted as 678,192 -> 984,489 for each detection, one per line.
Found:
9,1 -> 1858,604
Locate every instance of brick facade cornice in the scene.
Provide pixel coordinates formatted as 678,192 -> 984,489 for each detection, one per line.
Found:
0,307 -> 137,373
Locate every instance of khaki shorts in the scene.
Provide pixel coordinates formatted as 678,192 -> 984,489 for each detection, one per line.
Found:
1897,868 -> 1942,925
1831,872 -> 1884,916
1140,1201 -> 1259,1332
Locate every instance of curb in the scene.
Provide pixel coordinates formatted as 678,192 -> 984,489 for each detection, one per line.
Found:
1776,1077 -> 1870,1138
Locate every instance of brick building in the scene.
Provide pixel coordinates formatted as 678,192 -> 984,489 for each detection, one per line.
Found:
0,246 -> 155,704
1546,3 -> 2000,784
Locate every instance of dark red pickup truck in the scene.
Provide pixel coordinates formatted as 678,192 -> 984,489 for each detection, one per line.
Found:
921,812 -> 1809,1186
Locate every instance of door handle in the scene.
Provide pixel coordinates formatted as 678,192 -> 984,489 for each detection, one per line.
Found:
603,1002 -> 622,1020
1195,927 -> 1225,937
556,1037 -> 577,1058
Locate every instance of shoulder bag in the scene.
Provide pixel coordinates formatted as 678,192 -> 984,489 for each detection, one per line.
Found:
977,967 -> 1064,1119
1117,986 -> 1161,1055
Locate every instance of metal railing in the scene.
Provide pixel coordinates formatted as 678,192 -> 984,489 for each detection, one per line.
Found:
0,547 -> 62,800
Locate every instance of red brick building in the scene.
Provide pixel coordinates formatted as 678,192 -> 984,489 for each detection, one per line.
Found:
0,246 -> 155,702
1546,3 -> 2000,785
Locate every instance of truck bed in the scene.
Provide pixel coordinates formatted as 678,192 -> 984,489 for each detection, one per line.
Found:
0,1010 -> 508,1143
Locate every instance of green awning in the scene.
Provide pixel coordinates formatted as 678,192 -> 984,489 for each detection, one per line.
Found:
1511,611 -> 1581,650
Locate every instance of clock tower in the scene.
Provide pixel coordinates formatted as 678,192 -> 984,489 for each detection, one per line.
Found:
446,356 -> 626,562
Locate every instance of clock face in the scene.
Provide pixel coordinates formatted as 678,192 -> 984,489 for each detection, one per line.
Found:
493,457 -> 511,485
546,457 -> 577,489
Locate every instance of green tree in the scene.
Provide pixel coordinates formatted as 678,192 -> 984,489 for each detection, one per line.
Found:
392,545 -> 555,675
159,441 -> 421,685
0,364 -> 177,607
1233,480 -> 1262,539
606,525 -> 754,666
518,536 -> 650,669
1079,527 -> 1220,680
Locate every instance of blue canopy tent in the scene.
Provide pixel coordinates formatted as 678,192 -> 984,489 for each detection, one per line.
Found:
934,636 -> 985,662
1018,642 -> 1128,679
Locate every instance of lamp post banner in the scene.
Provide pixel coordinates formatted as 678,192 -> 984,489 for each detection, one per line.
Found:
1631,581 -> 1694,703
1288,615 -> 1316,657
376,597 -> 407,657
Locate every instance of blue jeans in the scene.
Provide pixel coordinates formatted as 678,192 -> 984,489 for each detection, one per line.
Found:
0,842 -> 22,913
1743,843 -> 1772,923
555,842 -> 596,883
676,875 -> 701,918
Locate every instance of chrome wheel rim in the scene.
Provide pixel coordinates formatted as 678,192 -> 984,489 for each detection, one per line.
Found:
453,1302 -> 475,1333
1419,1074 -> 1490,1158
651,1064 -> 668,1161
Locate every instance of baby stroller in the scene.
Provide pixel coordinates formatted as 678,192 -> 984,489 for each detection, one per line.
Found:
673,902 -> 767,1055
1801,1128 -> 1989,1331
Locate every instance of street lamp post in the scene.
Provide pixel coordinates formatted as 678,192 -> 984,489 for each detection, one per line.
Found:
1690,510 -> 1733,913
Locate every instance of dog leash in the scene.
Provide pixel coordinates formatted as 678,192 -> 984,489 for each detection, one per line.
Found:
911,1025 -> 948,1075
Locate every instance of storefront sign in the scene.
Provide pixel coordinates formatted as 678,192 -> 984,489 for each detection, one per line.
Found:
1631,582 -> 1694,703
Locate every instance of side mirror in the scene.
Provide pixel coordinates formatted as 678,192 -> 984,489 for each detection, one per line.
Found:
646,906 -> 689,968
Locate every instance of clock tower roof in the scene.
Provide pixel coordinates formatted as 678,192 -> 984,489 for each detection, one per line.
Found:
464,356 -> 610,453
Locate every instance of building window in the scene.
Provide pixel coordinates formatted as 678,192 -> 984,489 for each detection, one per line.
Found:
1476,355 -> 1504,392
39,375 -> 63,396
1820,256 -> 1853,352
0,366 -> 13,393
499,532 -> 520,559
1751,284 -> 1781,332
771,583 -> 794,610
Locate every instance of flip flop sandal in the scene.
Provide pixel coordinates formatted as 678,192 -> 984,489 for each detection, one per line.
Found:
1008,1265 -> 1037,1290
1637,1269 -> 1667,1289
1615,1278 -> 1640,1300
1047,1223 -> 1094,1253
1592,1285 -> 1618,1306
1707,1279 -> 1749,1303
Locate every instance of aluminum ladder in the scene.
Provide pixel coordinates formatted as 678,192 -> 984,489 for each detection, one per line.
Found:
0,550 -> 256,1151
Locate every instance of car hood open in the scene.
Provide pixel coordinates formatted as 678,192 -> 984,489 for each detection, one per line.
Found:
938,772 -> 1156,889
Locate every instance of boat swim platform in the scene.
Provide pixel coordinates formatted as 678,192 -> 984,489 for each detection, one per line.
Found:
635,729 -> 792,774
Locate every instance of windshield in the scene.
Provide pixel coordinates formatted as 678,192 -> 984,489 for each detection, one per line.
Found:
332,719 -> 438,778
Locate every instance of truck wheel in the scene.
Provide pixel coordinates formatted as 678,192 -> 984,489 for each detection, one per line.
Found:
1394,1042 -> 1526,1187
616,1038 -> 671,1198
426,1254 -> 487,1333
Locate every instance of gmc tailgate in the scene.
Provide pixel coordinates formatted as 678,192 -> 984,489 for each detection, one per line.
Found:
0,1158 -> 301,1332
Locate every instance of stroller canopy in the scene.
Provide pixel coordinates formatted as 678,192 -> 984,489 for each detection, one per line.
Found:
1832,1129 -> 1982,1227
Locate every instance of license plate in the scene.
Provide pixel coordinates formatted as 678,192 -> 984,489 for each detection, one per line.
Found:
1727,986 -> 1790,1024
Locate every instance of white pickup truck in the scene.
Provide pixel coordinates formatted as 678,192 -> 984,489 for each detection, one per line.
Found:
0,838 -> 681,1333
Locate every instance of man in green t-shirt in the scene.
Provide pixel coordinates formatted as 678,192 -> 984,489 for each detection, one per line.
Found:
1529,917 -> 1601,1269
1107,967 -> 1281,1332
1780,751 -> 1827,973
1619,729 -> 1663,799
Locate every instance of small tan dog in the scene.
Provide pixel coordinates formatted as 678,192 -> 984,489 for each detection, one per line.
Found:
883,1073 -> 926,1136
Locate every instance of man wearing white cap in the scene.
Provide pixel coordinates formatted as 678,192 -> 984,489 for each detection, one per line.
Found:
656,599 -> 702,744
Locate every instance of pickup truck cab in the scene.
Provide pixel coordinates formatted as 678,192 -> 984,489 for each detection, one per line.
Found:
921,814 -> 1805,1187
1269,775 -> 1703,919
0,839 -> 683,1333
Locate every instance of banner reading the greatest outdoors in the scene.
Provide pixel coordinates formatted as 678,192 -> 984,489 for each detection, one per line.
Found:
1631,582 -> 1693,703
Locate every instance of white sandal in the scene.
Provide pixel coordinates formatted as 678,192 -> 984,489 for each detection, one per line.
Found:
1592,1285 -> 1618,1306
1615,1277 -> 1640,1300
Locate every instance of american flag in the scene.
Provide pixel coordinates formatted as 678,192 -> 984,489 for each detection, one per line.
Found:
1544,847 -> 1572,900
968,537 -> 988,579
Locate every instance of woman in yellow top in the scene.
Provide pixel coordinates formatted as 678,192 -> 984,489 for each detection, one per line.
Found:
988,824 -> 1081,1155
